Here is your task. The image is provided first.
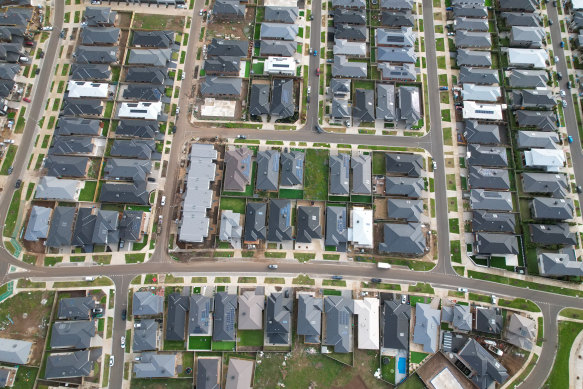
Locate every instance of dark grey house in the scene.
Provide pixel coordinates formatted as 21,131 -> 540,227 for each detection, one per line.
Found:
529,223 -> 577,246
329,154 -> 350,195
352,88 -> 375,123
265,6 -> 298,23
265,290 -> 292,345
515,110 -> 557,132
110,139 -> 156,160
207,38 -> 248,57
256,150 -> 280,191
270,78 -> 294,119
166,294 -> 189,341
325,206 -> 348,252
456,338 -> 509,389
468,165 -> 510,190
48,136 -> 94,156
244,202 -> 267,243
224,147 -> 252,192
297,294 -> 323,344
74,46 -> 118,64
296,206 -> 322,243
249,84 -> 270,116
381,11 -> 414,27
475,307 -> 503,334
70,64 -> 111,81
280,151 -> 304,187
57,297 -> 95,320
474,232 -> 519,255
531,197 -> 574,220
133,319 -> 158,351
323,296 -> 354,353
213,0 -> 246,19
267,199 -> 293,242
472,210 -> 516,233
467,144 -> 508,167
333,8 -> 366,25
45,350 -> 92,379
132,30 -> 174,48
50,321 -> 95,349
385,153 -> 423,177
516,131 -> 559,150
188,294 -> 213,336
45,155 -> 89,178
80,27 -> 120,46
213,292 -> 237,342
385,176 -> 424,198
387,198 -> 423,222
379,223 -> 426,255
459,67 -> 499,85
196,358 -> 220,389
259,40 -> 296,57
46,206 -> 76,248
463,120 -> 501,145
200,77 -> 242,98
203,56 -> 241,76
470,189 -> 513,211
382,299 -> 411,350
125,67 -> 166,84
116,119 -> 159,139
521,172 -> 568,198
351,154 -> 372,194
99,182 -> 149,205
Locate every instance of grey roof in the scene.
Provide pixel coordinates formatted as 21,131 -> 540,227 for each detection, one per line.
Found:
334,8 -> 366,25
472,210 -> 516,233
387,198 -> 423,222
58,297 -> 95,320
224,147 -> 252,192
116,119 -> 159,138
166,294 -> 189,341
84,7 -> 116,26
197,358 -> 220,389
267,199 -> 293,242
49,136 -> 94,156
36,177 -> 79,201
456,49 -> 492,67
529,223 -> 577,246
538,251 -> 583,276
324,296 -> 354,353
325,206 -> 348,251
461,84 -> 501,102
128,48 -> 171,66
270,78 -> 294,118
238,287 -> 264,330
376,27 -> 415,47
509,70 -> 549,88
259,40 -> 296,56
61,98 -> 103,116
133,353 -> 176,378
133,291 -> 164,316
502,12 -> 542,27
45,350 -> 92,379
133,319 -> 158,352
351,154 -> 372,194
505,314 -> 536,351
522,172 -> 568,198
244,202 -> 267,242
330,154 -> 350,195
399,86 -> 421,126
99,182 -> 149,205
110,139 -> 156,159
297,294 -> 323,343
200,77 -> 242,97
331,98 -> 351,119
385,152 -> 423,177
220,210 -> 242,243
382,300 -> 411,350
381,11 -> 414,27
74,46 -> 118,64
204,56 -> 240,74
81,27 -> 120,45
265,6 -> 298,23
213,0 -> 246,17
213,292 -> 237,342
256,150 -> 280,191
573,11 -> 583,29
296,206 -> 322,243
455,30 -> 492,48
260,22 -> 298,40
377,46 -> 416,63
0,80 -> 14,97
188,294 -> 213,335
453,304 -> 472,332
459,67 -> 499,85
122,84 -> 164,101
379,223 -> 426,255
516,110 -> 557,131
470,189 -> 513,211
249,84 -> 270,116
0,368 -> 9,387
226,358 -> 254,389
474,232 -> 519,255
0,8 -> 33,27
475,307 -> 503,334
454,16 -> 489,31
24,206 -> 52,241
467,144 -> 508,167
463,120 -> 501,144
458,339 -> 509,389
91,210 -> 120,246
56,117 -> 101,136
531,197 -> 574,220
333,39 -> 366,56
125,67 -> 166,84
381,0 -> 413,9
47,206 -> 76,247
353,88 -> 375,123
0,338 -> 32,364
45,155 -> 89,178
280,151 -> 304,186
512,89 -> 555,109
332,55 -> 367,78
0,63 -> 19,80
385,176 -> 424,198
0,43 -> 22,63
499,0 -> 536,11
333,0 -> 366,7
511,26 -> 545,47
265,290 -> 292,345
132,30 -> 174,48
51,321 -> 95,349
119,210 -> 144,242
330,78 -> 351,96
72,208 -> 96,250
378,63 -> 417,81
413,303 -> 440,353
104,158 -> 151,183
208,39 -> 248,57
517,131 -> 559,150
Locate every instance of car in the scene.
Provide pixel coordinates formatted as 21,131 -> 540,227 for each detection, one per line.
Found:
199,9 -> 203,15
172,125 -> 177,134
549,19 -> 553,25
309,14 -> 314,20
109,356 -> 114,367
432,161 -> 437,170
568,135 -> 574,143
35,68 -> 40,75
181,72 -> 185,80
313,50 -> 317,56
562,99 -> 568,107
14,179 -> 21,189
568,81 -> 573,89
491,295 -> 498,304
309,48 -> 313,55
401,295 -> 407,304
457,287 -> 468,293
121,309 -> 127,320
23,97 -> 31,102
447,32 -> 455,36
557,72 -> 563,80
147,177 -> 156,182
315,68 -> 320,76
314,124 -> 324,133
560,90 -> 566,97
553,0 -> 557,5
41,26 -> 53,31
268,264 -> 278,270
92,308 -> 103,314
371,278 -> 382,283
175,107 -> 180,115
331,275 -> 343,280
24,41 -> 34,47
577,185 -> 582,193
121,336 -> 125,349
237,134 -> 246,139
307,95 -> 310,103
439,86 -> 448,91
119,240 -> 124,249
39,51 -> 44,58
554,56 -> 560,63
7,166 -> 13,175
177,4 -> 186,8
161,195 -> 166,206
307,86 -> 311,94
560,41 -> 565,48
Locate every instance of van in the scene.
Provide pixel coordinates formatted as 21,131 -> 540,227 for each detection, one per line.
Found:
377,262 -> 391,269
84,276 -> 95,281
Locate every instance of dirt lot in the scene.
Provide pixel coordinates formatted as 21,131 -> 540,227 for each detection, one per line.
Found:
206,9 -> 255,41
132,14 -> 185,31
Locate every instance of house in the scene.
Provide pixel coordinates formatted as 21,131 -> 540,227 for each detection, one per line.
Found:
125,67 -> 166,84
475,307 -> 503,334
376,84 -> 396,121
132,30 -> 174,48
224,147 -> 252,192
538,251 -> 583,276
325,206 -> 349,252
508,48 -> 548,68
351,154 -> 371,194
354,298 -> 379,350
35,177 -> 80,201
24,206 -> 51,242
452,304 -> 472,332
385,153 -> 423,177
296,206 -> 322,244
353,89 -> 375,124
461,84 -> 501,102
238,287 -> 264,330
456,49 -> 492,67
266,57 -> 298,75
0,63 -> 20,80
0,8 -> 32,26
454,16 -> 489,31
324,296 -> 354,353
244,203 -> 267,243
453,4 -> 488,18
333,39 -> 366,57
472,210 -> 516,233
133,319 -> 158,351
529,223 -> 577,245
455,30 -> 491,49
399,86 -> 421,127
459,67 -> 499,85
385,176 -> 424,198
499,0 -> 537,11
381,11 -> 414,27
213,292 -> 237,342
256,150 -> 280,191
333,0 -> 366,8
71,208 -> 96,250
55,117 -> 101,136
103,158 -> 151,183
225,359 -> 254,389
270,78 -> 294,118
0,339 -> 32,364
381,0 -> 413,10
505,314 -> 536,351
265,6 -> 299,23
74,46 -> 118,64
260,22 -> 298,40
249,84 -> 270,116
379,223 -> 426,255
330,78 -> 351,97
330,154 -> 350,195
110,139 -> 156,160
133,291 -> 164,316
456,339 -> 509,389
0,79 -> 15,97
45,351 -> 92,379
334,8 -> 366,25
58,296 -> 95,320
204,56 -> 240,76
122,84 -> 164,101
200,77 -> 242,98
166,294 -> 189,341
512,89 -> 555,109
46,206 -> 76,248
462,120 -> 501,144
517,131 -> 559,150
213,0 -> 246,19
470,189 -> 513,211
387,198 -> 423,222
119,210 -> 145,242
188,295 -> 213,336
515,110 -> 556,131
510,26 -> 545,48
259,40 -> 296,57
297,293 -> 323,343
331,97 -> 349,121
0,43 -> 22,64
127,48 -> 172,66
70,64 -> 111,81
378,63 -> 417,81
280,151 -> 304,187
133,353 -> 176,378
117,102 -> 162,120
84,7 -> 116,26
462,101 -> 503,121
332,55 -> 367,78
377,46 -> 416,63
382,300 -> 411,350
116,119 -> 159,139
524,149 -> 565,172
467,144 -> 508,167
350,207 -> 373,248
265,290 -> 292,345
219,210 -> 242,248
413,303 -> 440,353
501,12 -> 542,27
61,98 -> 103,116
207,39 -> 248,58
474,232 -> 519,255
267,199 -> 293,242
521,172 -> 568,198
510,69 -> 550,87
376,27 -> 415,47
80,26 -> 120,45
48,136 -> 95,156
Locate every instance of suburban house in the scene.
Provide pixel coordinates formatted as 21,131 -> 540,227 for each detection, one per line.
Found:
249,84 -> 271,116
330,154 -> 350,195
225,358 -> 254,389
459,67 -> 499,85
379,223 -> 426,255
270,78 -> 295,119
256,150 -> 280,191
80,26 -> 120,46
132,30 -> 174,48
413,303 -> 440,353
504,314 -> 536,351
224,147 -> 252,192
166,294 -> 189,341
351,154 -> 372,194
381,299 -> 411,352
213,0 -> 246,19
133,319 -> 159,352
475,307 -> 503,334
219,210 -> 242,249
297,293 -> 323,344
538,251 -> 583,277
200,77 -> 243,99
376,84 -> 396,121
352,88 -> 375,124
133,353 -> 176,378
510,26 -> 545,48
57,296 -> 96,320
384,176 -> 424,198
323,296 -> 354,353
238,287 -> 264,330
452,304 -> 472,332
45,351 -> 93,379
267,199 -> 293,243
474,232 -> 519,256
280,151 -> 304,187
265,290 -> 293,345
354,298 -> 380,350
188,294 -> 213,337
213,292 -> 237,342
0,338 -> 32,365
207,39 -> 248,58
471,210 -> 516,233
296,206 -> 322,244
70,64 -> 111,81
244,203 -> 267,244
325,206 -> 348,252
133,291 -> 164,317
456,339 -> 509,389
530,197 -> 574,220
529,223 -> 577,246
470,189 -> 513,211
462,120 -> 501,144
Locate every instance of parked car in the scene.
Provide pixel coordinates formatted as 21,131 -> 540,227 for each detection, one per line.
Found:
562,99 -> 568,108
577,185 -> 582,193
109,356 -> 114,367
147,177 -> 156,182
568,81 -> 573,89
121,309 -> 127,320
23,97 -> 31,102
268,264 -> 278,270
549,19 -> 553,25
401,295 -> 407,304
199,9 -> 203,15
307,86 -> 311,94
331,275 -> 343,280
457,287 -> 468,293
236,134 -> 246,139
7,166 -> 13,175
121,336 -> 125,349
560,41 -> 565,48
560,90 -> 566,97
371,278 -> 382,283
553,0 -> 557,6
557,72 -> 563,80
14,179 -> 21,188
439,86 -> 448,91
554,56 -> 560,63
568,135 -> 574,143
315,68 -> 320,76
161,195 -> 166,206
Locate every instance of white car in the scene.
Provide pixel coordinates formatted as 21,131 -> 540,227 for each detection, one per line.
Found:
457,287 -> 468,293
554,56 -> 560,63
175,107 -> 180,115
562,99 -> 568,107
121,336 -> 125,349
560,90 -> 566,97
181,72 -> 186,80
109,356 -> 115,367
401,295 -> 407,304
199,9 -> 203,15
41,26 -> 53,31
307,86 -> 311,94
432,161 -> 437,170
161,195 -> 166,206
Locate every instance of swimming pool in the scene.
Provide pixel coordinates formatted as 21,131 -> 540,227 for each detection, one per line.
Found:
397,357 -> 407,374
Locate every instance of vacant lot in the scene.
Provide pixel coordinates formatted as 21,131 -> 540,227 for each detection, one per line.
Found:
304,149 -> 329,200
133,14 -> 185,31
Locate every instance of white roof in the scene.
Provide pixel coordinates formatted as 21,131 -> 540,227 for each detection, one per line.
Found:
573,0 -> 583,9
118,102 -> 162,120
462,101 -> 503,120
264,56 -> 297,73
350,207 -> 373,248
353,298 -> 379,350
524,149 -> 565,171
508,48 -> 548,69
67,81 -> 109,98
430,367 -> 465,389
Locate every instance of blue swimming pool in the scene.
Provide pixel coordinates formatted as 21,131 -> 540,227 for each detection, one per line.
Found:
397,357 -> 406,374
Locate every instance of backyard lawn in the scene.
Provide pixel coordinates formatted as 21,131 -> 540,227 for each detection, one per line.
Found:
304,149 -> 329,200
220,197 -> 246,213
188,336 -> 211,350
238,330 -> 264,347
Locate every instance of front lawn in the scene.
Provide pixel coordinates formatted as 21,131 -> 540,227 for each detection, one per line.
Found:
545,321 -> 583,388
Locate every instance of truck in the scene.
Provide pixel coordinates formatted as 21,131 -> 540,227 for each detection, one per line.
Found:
377,262 -> 391,269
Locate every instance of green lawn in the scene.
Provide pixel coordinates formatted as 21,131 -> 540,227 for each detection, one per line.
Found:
131,380 -> 193,389
560,308 -> 583,320
0,145 -> 18,175
238,330 -> 264,347
292,275 -> 315,285
3,187 -> 22,237
12,366 -> 38,389
188,336 -> 212,350
212,340 -> 236,351
410,351 -> 428,364
220,197 -> 246,213
304,149 -> 329,200
409,282 -> 434,294
498,298 -> 540,312
125,253 -> 145,263
79,181 -> 97,202
372,152 -> 385,175
545,321 -> 583,388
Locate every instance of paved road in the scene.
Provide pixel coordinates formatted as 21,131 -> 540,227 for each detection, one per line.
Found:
108,275 -> 131,389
